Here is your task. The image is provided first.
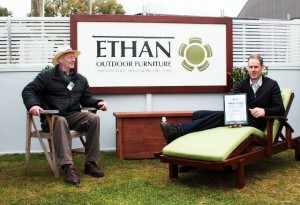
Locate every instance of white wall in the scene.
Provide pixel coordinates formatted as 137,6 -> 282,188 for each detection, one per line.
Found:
0,65 -> 299,154
1,17 -> 300,154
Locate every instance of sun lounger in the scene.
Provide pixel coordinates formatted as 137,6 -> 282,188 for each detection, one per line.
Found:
155,89 -> 300,188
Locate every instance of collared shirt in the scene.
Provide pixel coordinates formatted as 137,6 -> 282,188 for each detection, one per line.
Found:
250,76 -> 262,94
62,69 -> 74,83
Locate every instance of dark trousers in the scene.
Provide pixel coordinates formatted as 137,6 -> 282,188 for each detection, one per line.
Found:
179,110 -> 225,135
179,110 -> 262,135
53,112 -> 100,167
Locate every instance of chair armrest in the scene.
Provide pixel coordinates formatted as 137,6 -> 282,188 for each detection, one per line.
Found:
81,107 -> 97,111
26,110 -> 59,136
40,110 -> 59,114
262,116 -> 289,129
28,109 -> 97,115
27,110 -> 59,115
81,107 -> 98,113
262,116 -> 287,121
263,116 -> 293,131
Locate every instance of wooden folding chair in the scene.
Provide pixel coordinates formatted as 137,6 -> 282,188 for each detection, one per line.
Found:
24,108 -> 97,178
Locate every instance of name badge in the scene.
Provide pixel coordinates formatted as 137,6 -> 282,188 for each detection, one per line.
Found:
67,81 -> 75,91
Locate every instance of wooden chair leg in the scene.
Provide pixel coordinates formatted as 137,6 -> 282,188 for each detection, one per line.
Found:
169,163 -> 178,179
49,139 -> 59,178
235,159 -> 246,189
36,114 -> 59,178
48,115 -> 59,178
25,111 -> 61,178
24,113 -> 32,173
48,139 -> 53,153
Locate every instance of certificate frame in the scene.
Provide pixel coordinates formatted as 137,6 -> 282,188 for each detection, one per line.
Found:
224,93 -> 248,126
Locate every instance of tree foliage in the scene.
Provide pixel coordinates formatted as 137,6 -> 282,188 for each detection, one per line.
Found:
30,0 -> 43,17
44,0 -> 125,17
229,66 -> 268,86
0,6 -> 12,17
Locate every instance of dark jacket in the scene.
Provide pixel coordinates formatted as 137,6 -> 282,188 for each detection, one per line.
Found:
22,65 -> 102,118
233,76 -> 285,130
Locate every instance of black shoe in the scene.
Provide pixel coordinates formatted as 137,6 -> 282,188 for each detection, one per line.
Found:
160,122 -> 183,143
84,161 -> 104,177
64,164 -> 80,185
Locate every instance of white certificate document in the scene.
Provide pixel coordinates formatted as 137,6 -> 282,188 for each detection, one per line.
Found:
224,93 -> 248,125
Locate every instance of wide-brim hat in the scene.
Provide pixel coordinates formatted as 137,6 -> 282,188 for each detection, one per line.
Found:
52,44 -> 81,65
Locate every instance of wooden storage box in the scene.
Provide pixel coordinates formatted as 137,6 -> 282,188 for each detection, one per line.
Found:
113,111 -> 193,159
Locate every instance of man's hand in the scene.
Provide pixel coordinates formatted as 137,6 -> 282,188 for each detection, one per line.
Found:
29,105 -> 44,116
249,107 -> 265,118
98,101 -> 108,111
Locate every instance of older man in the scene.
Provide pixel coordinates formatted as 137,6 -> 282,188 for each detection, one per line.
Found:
22,44 -> 108,185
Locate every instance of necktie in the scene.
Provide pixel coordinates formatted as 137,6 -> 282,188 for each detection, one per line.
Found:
252,83 -> 259,94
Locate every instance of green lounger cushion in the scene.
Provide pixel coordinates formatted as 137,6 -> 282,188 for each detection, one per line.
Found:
163,126 -> 265,161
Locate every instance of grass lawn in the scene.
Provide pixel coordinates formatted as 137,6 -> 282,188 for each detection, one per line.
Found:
1,150 -> 300,205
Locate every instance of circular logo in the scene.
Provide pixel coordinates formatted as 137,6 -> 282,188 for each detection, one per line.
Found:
179,37 -> 213,71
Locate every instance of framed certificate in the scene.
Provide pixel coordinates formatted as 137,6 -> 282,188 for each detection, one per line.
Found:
224,93 -> 248,125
